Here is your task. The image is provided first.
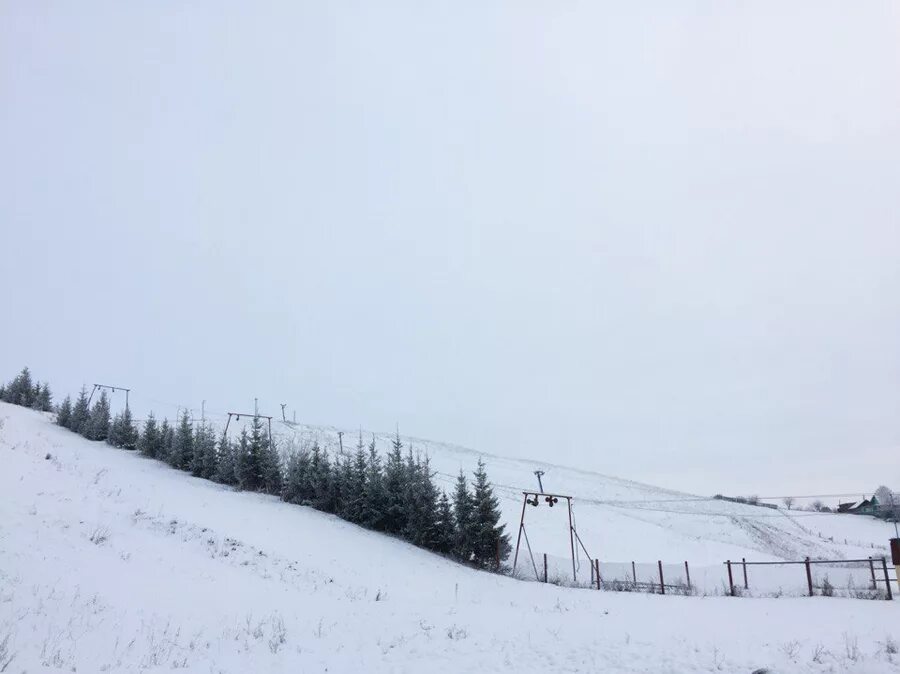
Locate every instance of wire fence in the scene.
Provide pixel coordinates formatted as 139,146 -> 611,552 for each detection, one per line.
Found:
514,551 -> 896,601
723,556 -> 895,600
521,553 -> 693,595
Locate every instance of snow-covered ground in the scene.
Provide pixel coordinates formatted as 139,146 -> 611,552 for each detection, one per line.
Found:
255,416 -> 896,587
2,401 -> 898,673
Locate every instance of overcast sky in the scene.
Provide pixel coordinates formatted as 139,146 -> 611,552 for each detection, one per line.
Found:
2,1 -> 898,497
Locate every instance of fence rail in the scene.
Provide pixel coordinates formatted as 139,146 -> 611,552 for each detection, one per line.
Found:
529,553 -> 693,594
723,556 -> 893,600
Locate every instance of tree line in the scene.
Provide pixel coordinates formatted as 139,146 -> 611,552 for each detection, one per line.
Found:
1,367 -> 511,569
0,366 -> 52,411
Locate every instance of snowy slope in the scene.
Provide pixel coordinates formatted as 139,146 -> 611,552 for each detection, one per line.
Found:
237,416 -> 895,571
2,402 -> 899,674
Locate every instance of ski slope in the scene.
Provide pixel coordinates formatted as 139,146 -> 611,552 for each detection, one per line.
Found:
2,402 -> 899,673
249,417 -> 895,577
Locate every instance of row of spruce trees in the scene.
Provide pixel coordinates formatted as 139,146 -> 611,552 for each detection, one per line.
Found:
0,366 -> 53,412
2,367 -> 512,569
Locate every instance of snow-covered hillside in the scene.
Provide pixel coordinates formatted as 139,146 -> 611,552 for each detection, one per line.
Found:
244,416 -> 895,573
2,401 -> 898,673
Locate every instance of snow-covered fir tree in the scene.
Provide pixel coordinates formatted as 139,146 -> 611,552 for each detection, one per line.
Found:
344,436 -> 368,524
159,418 -> 174,463
362,436 -> 386,530
84,391 -> 111,441
237,415 -> 268,492
138,413 -> 161,458
434,491 -> 456,555
452,469 -> 477,563
108,411 -> 124,447
471,458 -> 511,568
36,382 -> 52,411
236,426 -> 257,491
259,434 -> 282,495
171,411 -> 193,470
70,386 -> 91,435
214,434 -> 236,485
307,442 -> 335,511
119,406 -> 138,450
191,422 -> 217,479
382,431 -> 406,534
56,395 -> 73,429
10,367 -> 34,407
282,449 -> 312,504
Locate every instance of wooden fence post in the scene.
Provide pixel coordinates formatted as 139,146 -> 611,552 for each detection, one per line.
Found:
726,560 -> 735,596
543,553 -> 548,583
658,560 -> 665,595
685,561 -> 691,592
882,557 -> 893,600
595,559 -> 600,590
805,557 -> 813,597
742,557 -> 748,590
869,556 -> 877,589
632,561 -> 636,584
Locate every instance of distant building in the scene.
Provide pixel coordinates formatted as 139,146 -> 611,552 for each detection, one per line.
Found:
837,496 -> 880,515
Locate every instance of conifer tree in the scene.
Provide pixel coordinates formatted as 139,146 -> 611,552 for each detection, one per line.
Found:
191,423 -> 216,478
471,458 -> 511,568
260,436 -> 282,495
120,406 -> 138,450
236,426 -> 259,491
0,384 -> 6,401
345,437 -> 368,524
199,425 -> 219,479
85,391 -> 111,441
308,443 -> 335,511
434,491 -> 456,554
401,452 -> 440,548
282,450 -> 312,504
159,418 -> 174,463
138,413 -> 161,458
36,382 -> 52,412
190,423 -> 206,476
237,415 -> 267,491
417,455 -> 441,549
156,417 -> 175,466
70,386 -> 91,435
171,411 -> 193,470
7,367 -> 34,407
452,469 -> 477,563
400,449 -> 421,542
108,411 -> 124,446
215,435 -> 237,485
334,453 -> 353,519
383,431 -> 407,533
362,436 -> 386,530
56,395 -> 73,429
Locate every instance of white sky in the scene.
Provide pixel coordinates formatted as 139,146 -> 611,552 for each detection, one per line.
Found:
2,1 -> 898,497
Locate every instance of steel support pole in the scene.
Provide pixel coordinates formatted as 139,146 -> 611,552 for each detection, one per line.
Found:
567,497 -> 577,583
512,495 -> 528,573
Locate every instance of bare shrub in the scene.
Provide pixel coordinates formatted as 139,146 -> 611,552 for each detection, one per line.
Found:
821,575 -> 834,597
780,640 -> 800,659
810,643 -> 828,664
89,526 -> 110,545
446,625 -> 467,640
267,615 -> 286,654
843,633 -> 861,662
0,633 -> 15,672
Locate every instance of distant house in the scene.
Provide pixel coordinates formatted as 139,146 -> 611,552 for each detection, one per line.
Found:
837,496 -> 879,515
